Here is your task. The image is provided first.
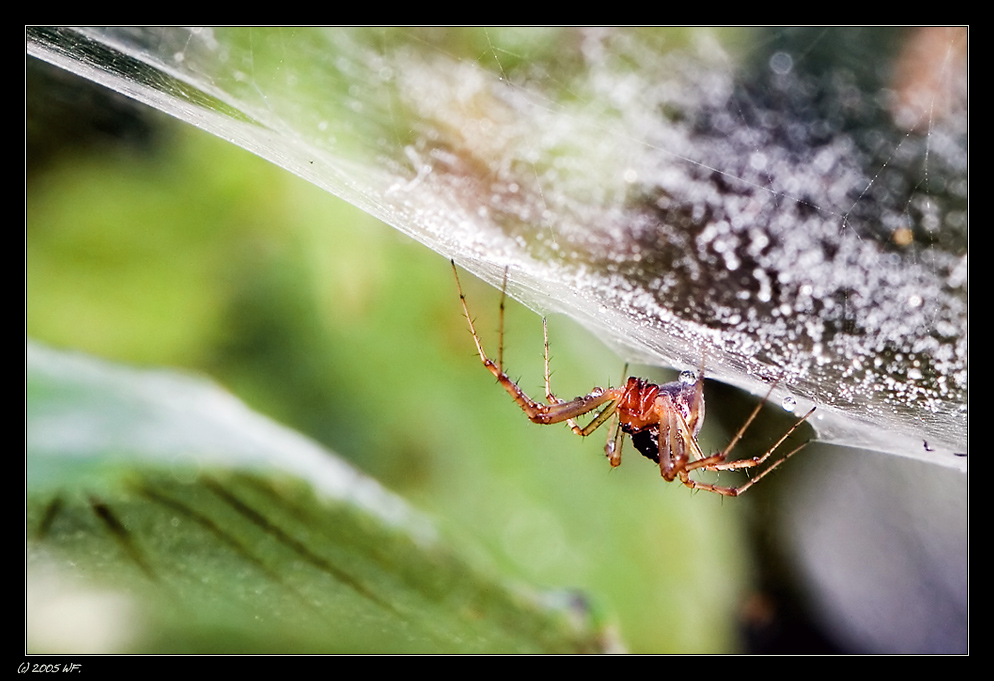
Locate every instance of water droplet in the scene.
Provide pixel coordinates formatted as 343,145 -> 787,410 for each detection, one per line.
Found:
679,370 -> 697,385
770,51 -> 793,75
781,395 -> 797,413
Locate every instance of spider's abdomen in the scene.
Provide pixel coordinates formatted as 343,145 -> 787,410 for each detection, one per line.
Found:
627,425 -> 661,464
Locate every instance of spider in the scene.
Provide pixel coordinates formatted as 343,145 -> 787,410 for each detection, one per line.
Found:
451,260 -> 815,496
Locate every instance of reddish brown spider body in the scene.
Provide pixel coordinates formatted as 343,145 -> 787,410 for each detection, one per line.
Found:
451,261 -> 814,496
615,376 -> 704,480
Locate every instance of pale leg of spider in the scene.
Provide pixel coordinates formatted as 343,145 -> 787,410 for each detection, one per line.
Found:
602,363 -> 630,467
497,267 -> 507,375
542,319 -> 625,464
652,378 -> 814,495
676,434 -> 811,496
451,260 -> 619,428
542,317 -> 580,432
689,358 -> 707,461
708,380 -> 816,473
676,396 -> 816,496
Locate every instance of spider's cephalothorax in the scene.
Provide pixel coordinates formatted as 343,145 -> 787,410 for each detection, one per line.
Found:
616,376 -> 705,481
451,261 -> 815,497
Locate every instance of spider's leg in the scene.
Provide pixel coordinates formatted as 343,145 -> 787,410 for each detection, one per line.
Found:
709,407 -> 815,471
452,260 -> 620,429
680,406 -> 815,496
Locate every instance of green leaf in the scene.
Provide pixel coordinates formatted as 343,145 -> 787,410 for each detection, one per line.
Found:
26,342 -> 615,653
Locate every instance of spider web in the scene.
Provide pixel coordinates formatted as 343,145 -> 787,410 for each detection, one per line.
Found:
26,27 -> 968,467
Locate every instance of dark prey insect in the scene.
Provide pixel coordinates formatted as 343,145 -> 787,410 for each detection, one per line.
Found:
452,261 -> 815,496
